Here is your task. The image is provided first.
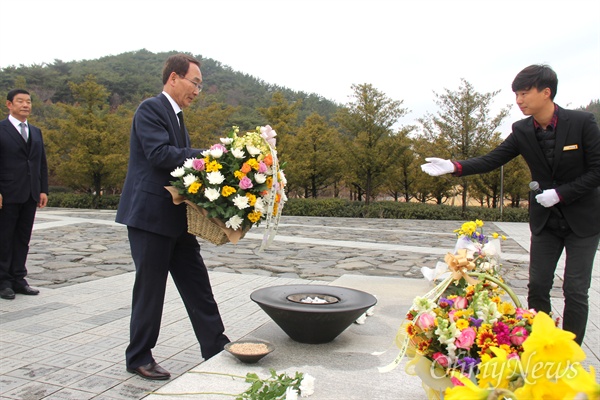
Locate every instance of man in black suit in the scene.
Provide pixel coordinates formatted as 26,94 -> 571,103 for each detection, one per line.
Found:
421,64 -> 600,345
116,54 -> 229,380
0,89 -> 48,300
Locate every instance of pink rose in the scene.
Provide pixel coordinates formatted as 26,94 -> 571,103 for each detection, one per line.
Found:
192,159 -> 205,171
239,176 -> 253,190
416,313 -> 435,330
258,161 -> 268,173
510,326 -> 529,346
432,352 -> 449,368
455,327 -> 476,349
453,296 -> 468,309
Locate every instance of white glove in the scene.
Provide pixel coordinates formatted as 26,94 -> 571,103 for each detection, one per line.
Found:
421,157 -> 455,176
535,189 -> 560,207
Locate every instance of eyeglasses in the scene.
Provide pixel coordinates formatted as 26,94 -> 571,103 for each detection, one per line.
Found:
180,75 -> 203,92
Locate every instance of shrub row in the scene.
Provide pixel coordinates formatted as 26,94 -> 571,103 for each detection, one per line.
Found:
46,194 -> 530,222
281,198 -> 529,222
47,193 -> 121,210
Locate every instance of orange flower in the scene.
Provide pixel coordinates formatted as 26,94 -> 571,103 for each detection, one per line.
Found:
263,153 -> 273,166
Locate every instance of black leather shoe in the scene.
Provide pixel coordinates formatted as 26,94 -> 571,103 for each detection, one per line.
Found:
14,285 -> 39,295
0,288 -> 15,300
127,361 -> 171,380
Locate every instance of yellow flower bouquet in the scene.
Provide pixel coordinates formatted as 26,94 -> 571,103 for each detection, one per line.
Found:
166,125 -> 286,246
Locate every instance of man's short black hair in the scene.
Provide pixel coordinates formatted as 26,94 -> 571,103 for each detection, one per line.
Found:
511,64 -> 558,100
7,89 -> 30,102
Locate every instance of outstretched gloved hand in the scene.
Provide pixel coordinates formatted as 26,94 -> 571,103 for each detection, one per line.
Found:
421,158 -> 455,176
536,189 -> 560,207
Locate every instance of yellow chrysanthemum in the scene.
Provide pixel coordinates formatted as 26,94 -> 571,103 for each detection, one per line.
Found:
246,158 -> 259,170
234,170 -> 246,180
188,181 -> 201,194
247,211 -> 262,223
246,193 -> 257,206
205,160 -> 222,173
266,176 -> 273,188
221,186 -> 236,197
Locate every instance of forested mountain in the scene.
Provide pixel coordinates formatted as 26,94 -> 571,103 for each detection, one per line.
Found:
0,48 -> 340,128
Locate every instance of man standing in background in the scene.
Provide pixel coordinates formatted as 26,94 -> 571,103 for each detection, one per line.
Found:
0,89 -> 48,300
421,64 -> 600,345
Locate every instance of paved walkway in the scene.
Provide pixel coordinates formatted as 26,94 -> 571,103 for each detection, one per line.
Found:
0,208 -> 598,399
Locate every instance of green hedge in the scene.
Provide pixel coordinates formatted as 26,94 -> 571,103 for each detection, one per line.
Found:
46,194 -> 529,222
47,193 -> 120,210
281,198 -> 529,222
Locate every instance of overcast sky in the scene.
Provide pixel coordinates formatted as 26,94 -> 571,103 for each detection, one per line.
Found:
2,0 -> 598,135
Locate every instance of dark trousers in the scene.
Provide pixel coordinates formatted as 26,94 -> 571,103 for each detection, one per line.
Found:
0,198 -> 37,290
528,215 -> 599,345
125,227 -> 229,368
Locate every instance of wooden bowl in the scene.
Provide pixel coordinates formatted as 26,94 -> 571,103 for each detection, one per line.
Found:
224,340 -> 274,363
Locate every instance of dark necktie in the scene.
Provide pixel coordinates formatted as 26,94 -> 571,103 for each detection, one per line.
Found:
19,122 -> 28,142
177,111 -> 186,146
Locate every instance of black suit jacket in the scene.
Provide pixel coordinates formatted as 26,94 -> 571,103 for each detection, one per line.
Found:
115,93 -> 200,237
0,118 -> 48,203
458,106 -> 600,237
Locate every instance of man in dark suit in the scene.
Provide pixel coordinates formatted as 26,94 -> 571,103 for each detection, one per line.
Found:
116,54 -> 229,380
421,64 -> 600,345
0,89 -> 48,300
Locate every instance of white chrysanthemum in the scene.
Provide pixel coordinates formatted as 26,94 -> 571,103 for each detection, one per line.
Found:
299,374 -> 315,397
254,198 -> 266,213
253,173 -> 266,184
170,167 -> 185,177
220,137 -> 233,145
246,145 -> 261,156
225,215 -> 243,230
209,148 -> 223,158
232,195 -> 250,209
231,148 -> 245,159
182,174 -> 198,187
204,187 -> 220,201
285,387 -> 298,400
183,158 -> 195,169
206,171 -> 225,185
201,149 -> 211,157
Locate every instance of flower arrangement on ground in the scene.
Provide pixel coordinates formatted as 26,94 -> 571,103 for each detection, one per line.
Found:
167,125 -> 287,245
381,219 -> 599,399
445,311 -> 599,400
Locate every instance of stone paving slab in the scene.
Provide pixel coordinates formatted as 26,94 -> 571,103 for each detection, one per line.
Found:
0,208 -> 598,399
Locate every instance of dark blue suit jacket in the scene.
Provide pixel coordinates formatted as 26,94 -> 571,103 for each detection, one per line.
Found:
0,118 -> 48,203
116,93 -> 200,237
458,106 -> 600,237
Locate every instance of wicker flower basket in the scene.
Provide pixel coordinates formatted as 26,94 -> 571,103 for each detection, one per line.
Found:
165,186 -> 250,246
185,203 -> 250,246
186,204 -> 231,245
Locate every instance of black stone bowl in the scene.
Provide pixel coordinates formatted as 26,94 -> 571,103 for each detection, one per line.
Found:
224,340 -> 274,363
250,285 -> 377,344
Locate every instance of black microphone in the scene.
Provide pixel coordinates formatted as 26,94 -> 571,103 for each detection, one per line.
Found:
529,181 -> 563,218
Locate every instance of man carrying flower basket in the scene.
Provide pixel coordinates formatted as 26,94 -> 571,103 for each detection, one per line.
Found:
116,53 -> 230,380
